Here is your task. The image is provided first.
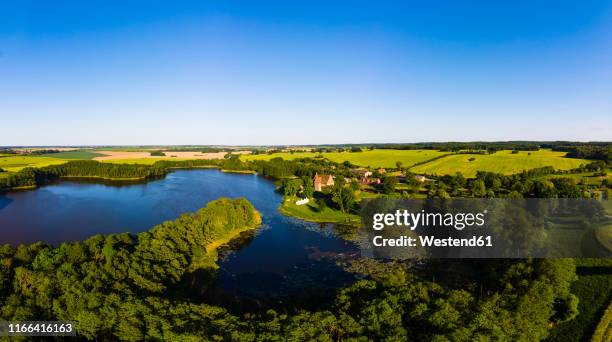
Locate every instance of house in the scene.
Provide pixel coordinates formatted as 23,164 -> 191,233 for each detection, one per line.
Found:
360,177 -> 381,186
351,169 -> 373,178
377,168 -> 386,174
313,173 -> 334,191
415,175 -> 427,183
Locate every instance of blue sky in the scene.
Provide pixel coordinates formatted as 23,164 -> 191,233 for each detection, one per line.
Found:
1,1 -> 611,145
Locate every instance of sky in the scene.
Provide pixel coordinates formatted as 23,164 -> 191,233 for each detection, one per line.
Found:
1,1 -> 611,146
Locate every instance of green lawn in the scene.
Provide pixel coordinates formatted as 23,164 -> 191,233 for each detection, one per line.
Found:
244,149 -> 449,168
410,150 -> 588,177
279,198 -> 360,224
42,150 -> 105,160
0,155 -> 70,172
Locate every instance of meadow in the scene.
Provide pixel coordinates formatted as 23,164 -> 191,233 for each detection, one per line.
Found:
279,197 -> 360,224
245,149 -> 588,177
244,149 -> 449,168
42,150 -> 105,159
0,155 -> 70,172
410,150 -> 588,177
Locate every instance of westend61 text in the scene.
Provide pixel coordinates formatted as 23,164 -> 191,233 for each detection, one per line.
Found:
372,235 -> 493,247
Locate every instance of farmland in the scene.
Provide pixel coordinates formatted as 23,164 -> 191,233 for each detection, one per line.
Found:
244,149 -> 589,177
244,149 -> 449,168
42,150 -> 105,160
0,155 -> 70,172
410,150 -> 588,177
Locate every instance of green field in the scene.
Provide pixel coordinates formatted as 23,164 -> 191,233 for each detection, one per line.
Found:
244,149 -> 449,168
0,155 -> 69,172
42,150 -> 105,160
279,197 -> 360,224
410,150 -> 588,177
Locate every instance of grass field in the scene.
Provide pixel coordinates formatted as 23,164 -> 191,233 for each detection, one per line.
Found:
279,198 -> 360,224
244,149 -> 449,168
42,150 -> 104,160
0,155 -> 69,172
410,150 -> 588,177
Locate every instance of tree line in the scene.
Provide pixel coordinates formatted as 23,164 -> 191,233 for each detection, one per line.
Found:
0,161 -> 167,190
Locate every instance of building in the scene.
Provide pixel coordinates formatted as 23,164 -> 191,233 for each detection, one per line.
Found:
415,175 -> 427,183
351,169 -> 373,178
360,177 -> 381,186
313,173 -> 335,191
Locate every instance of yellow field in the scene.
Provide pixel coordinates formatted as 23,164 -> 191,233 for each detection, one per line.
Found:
410,150 -> 588,177
244,149 -> 449,168
98,158 -> 187,165
0,155 -> 70,172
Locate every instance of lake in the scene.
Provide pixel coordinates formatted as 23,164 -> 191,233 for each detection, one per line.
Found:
0,169 -> 359,311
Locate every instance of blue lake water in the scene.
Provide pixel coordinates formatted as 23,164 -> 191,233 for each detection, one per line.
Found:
0,169 -> 359,309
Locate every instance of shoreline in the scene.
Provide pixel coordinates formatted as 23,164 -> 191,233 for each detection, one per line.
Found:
191,211 -> 263,270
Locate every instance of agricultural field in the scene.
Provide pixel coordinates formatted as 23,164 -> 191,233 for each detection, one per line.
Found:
98,158 -> 184,165
42,150 -> 105,160
0,155 -> 69,172
244,149 -> 449,168
410,150 -> 588,177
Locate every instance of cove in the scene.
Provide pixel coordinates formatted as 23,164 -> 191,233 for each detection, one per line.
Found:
0,169 -> 360,310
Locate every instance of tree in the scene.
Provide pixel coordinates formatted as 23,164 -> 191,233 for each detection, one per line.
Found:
302,178 -> 314,198
282,179 -> 302,197
382,176 -> 397,194
349,180 -> 360,192
395,161 -> 403,170
331,184 -> 356,213
471,180 -> 486,197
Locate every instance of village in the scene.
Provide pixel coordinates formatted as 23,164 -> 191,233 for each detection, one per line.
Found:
290,166 -> 429,208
